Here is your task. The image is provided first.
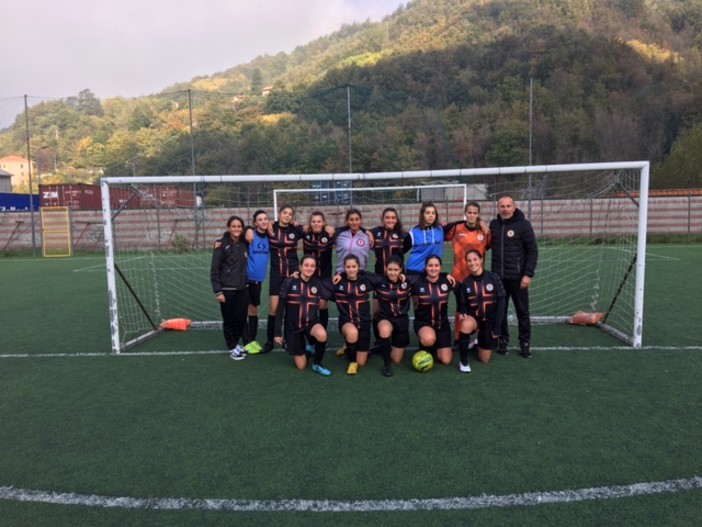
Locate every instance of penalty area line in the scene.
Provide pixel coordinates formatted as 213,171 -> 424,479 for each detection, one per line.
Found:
0,476 -> 701,513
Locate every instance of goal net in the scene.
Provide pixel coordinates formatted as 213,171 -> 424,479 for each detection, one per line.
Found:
101,162 -> 648,353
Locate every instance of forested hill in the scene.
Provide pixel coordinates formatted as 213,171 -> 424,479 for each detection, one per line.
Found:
176,0 -> 701,96
3,0 -> 702,189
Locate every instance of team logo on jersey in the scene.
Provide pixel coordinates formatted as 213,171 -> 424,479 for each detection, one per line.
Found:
401,282 -> 408,290
291,284 -> 299,291
311,286 -> 318,294
440,284 -> 448,292
356,239 -> 366,247
288,233 -> 296,239
321,237 -> 328,244
486,284 -> 494,292
360,284 -> 367,292
465,287 -> 473,294
392,233 -> 398,239
477,234 -> 485,241
507,230 -> 515,238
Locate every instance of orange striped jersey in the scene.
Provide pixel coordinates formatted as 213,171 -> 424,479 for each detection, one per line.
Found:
444,222 -> 491,282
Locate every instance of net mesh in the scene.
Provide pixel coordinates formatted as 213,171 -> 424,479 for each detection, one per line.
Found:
103,165 -> 645,351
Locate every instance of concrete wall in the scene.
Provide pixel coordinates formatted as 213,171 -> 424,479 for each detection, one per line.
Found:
1,195 -> 701,252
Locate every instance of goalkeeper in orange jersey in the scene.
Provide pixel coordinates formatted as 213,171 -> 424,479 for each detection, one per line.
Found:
444,201 -> 491,347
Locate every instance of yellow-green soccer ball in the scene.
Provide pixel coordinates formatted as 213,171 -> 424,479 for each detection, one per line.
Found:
412,350 -> 434,372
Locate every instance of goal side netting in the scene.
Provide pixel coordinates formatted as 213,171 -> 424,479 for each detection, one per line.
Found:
101,162 -> 648,353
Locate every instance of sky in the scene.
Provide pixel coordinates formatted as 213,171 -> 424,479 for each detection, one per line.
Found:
2,0 -> 401,100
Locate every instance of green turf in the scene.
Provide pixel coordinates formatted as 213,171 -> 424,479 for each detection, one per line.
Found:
1,246 -> 701,525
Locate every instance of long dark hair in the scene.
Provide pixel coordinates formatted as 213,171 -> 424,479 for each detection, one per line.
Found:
226,215 -> 245,242
381,207 -> 404,234
418,201 -> 440,228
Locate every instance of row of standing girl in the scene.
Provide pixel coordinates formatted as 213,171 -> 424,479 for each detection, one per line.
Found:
210,201 -> 506,376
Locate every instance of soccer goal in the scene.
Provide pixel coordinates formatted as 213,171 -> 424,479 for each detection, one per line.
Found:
101,161 -> 649,353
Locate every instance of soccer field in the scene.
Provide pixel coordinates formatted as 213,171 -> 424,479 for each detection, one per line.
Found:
1,246 -> 701,526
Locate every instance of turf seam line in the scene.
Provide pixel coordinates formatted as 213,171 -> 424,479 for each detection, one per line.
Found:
1,476 -> 701,512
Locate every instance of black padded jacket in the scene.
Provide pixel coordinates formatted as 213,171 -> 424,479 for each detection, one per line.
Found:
210,232 -> 249,295
489,208 -> 538,281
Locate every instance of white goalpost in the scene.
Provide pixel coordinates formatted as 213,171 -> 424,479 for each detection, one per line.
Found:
101,161 -> 649,354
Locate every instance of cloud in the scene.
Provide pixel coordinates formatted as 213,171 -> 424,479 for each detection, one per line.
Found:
1,0 -> 400,100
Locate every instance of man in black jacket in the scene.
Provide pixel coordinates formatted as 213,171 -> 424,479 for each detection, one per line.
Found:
489,195 -> 538,358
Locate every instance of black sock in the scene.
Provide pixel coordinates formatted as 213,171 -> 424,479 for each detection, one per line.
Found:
314,342 -> 326,365
379,337 -> 392,364
346,341 -> 358,363
248,315 -> 258,342
320,308 -> 329,329
267,314 -> 276,344
458,333 -> 471,364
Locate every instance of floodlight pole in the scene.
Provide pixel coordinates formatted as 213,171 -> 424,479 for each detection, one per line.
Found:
24,95 -> 37,257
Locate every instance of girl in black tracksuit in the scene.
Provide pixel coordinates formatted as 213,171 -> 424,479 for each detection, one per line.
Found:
210,215 -> 250,358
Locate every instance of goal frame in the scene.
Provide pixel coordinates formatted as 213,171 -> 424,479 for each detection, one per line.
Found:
101,161 -> 649,353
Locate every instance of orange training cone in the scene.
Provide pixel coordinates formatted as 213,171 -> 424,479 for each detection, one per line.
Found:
160,318 -> 192,331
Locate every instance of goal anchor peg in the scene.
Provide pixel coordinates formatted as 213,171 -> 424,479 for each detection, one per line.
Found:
568,312 -> 603,326
160,318 -> 192,331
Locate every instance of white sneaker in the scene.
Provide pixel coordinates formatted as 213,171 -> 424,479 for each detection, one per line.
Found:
229,345 -> 246,360
459,361 -> 472,373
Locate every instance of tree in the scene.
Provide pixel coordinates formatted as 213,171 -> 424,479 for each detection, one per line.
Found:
653,125 -> 702,188
250,68 -> 263,95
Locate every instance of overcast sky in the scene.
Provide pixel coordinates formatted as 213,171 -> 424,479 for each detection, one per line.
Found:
2,0 -> 401,100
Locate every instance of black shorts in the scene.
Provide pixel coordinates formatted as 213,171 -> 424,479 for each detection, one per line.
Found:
339,321 -> 371,352
248,281 -> 262,306
285,326 -> 314,357
477,319 -> 498,350
379,315 -> 410,349
269,273 -> 287,296
414,321 -> 453,349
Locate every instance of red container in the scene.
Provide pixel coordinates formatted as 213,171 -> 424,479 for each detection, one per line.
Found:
40,184 -> 102,210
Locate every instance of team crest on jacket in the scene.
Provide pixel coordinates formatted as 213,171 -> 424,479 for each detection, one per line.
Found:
360,284 -> 367,292
311,287 -> 318,294
440,284 -> 448,292
486,284 -> 494,292
507,230 -> 515,238
401,282 -> 408,290
356,239 -> 366,247
391,233 -> 398,239
288,233 -> 296,239
321,237 -> 328,244
291,284 -> 299,291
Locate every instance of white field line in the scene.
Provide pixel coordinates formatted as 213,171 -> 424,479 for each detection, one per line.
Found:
1,345 -> 702,359
0,477 -> 700,512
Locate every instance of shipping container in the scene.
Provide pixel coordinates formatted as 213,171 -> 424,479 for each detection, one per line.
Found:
0,192 -> 40,211
39,183 -> 197,210
40,184 -> 102,210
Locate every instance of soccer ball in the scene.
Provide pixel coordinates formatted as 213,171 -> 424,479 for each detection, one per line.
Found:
412,350 -> 434,372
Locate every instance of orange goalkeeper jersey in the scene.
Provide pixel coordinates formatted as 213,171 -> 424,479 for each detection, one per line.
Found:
444,222 -> 491,282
